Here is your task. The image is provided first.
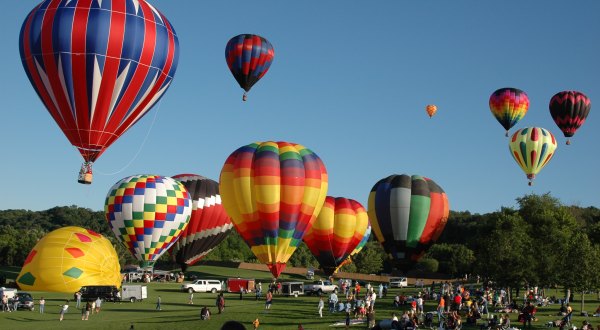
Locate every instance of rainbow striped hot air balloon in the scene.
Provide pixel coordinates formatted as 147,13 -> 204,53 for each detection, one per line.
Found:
105,175 -> 192,267
509,127 -> 557,185
303,197 -> 370,276
17,227 -> 121,293
219,141 -> 328,278
368,174 -> 449,271
489,88 -> 529,136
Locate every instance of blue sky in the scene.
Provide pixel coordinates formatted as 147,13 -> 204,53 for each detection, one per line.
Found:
1,0 -> 599,214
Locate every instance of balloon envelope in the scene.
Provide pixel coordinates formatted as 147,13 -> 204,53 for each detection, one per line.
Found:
489,88 -> 529,136
19,0 -> 179,172
105,175 -> 192,267
225,34 -> 274,98
368,174 -> 449,270
219,141 -> 328,278
17,226 -> 121,293
549,91 -> 591,144
303,196 -> 370,276
509,127 -> 557,185
170,174 -> 233,270
425,105 -> 438,118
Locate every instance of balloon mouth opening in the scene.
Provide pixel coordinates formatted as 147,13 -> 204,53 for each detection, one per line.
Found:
505,131 -> 509,137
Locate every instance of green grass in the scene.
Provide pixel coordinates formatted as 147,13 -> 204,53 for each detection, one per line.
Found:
1,265 -> 599,330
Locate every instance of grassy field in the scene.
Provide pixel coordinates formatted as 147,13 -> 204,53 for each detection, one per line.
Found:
1,265 -> 599,330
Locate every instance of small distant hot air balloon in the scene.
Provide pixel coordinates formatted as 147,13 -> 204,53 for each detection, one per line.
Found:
425,105 -> 438,118
368,174 -> 449,271
170,174 -> 233,272
509,127 -> 557,186
489,88 -> 529,136
225,34 -> 275,101
17,227 -> 121,293
219,141 -> 328,278
549,91 -> 591,145
105,175 -> 192,267
303,197 -> 370,276
19,0 -> 180,184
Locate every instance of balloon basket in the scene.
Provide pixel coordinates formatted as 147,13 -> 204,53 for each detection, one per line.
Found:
77,163 -> 93,184
242,93 -> 248,102
566,139 -> 571,145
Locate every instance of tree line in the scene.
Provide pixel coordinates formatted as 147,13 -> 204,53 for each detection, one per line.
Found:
1,193 -> 599,299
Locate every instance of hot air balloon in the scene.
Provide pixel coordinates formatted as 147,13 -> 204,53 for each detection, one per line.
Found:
549,91 -> 591,145
225,34 -> 274,101
170,174 -> 234,272
338,223 -> 372,269
425,105 -> 438,118
509,127 -> 557,185
489,88 -> 529,136
19,0 -> 180,184
303,197 -> 370,276
105,175 -> 192,267
367,174 -> 449,271
17,227 -> 121,293
219,141 -> 328,278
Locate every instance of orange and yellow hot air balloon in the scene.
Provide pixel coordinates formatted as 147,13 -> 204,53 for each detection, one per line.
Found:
425,105 -> 438,118
303,196 -> 370,276
219,141 -> 328,278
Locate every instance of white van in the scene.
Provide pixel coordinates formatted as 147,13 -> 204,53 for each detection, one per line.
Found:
388,277 -> 408,288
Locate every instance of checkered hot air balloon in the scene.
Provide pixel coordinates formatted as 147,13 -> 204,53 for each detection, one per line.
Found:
303,197 -> 370,276
549,91 -> 591,145
169,174 -> 233,272
219,141 -> 328,278
225,34 -> 275,101
19,0 -> 180,184
17,227 -> 121,293
368,175 -> 449,271
489,88 -> 530,136
509,127 -> 558,186
105,175 -> 192,267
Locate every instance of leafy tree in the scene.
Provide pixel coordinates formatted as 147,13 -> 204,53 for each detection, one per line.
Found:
288,242 -> 318,268
353,242 -> 385,274
559,232 -> 600,312
415,257 -> 439,273
426,243 -> 475,276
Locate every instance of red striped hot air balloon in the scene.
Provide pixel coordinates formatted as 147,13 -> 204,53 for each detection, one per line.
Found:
303,197 -> 370,276
19,0 -> 180,184
219,141 -> 328,278
549,91 -> 591,145
170,174 -> 233,272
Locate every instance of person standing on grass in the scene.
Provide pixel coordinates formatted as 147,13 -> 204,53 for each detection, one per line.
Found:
265,290 -> 273,310
188,292 -> 194,304
39,297 -> 45,314
318,297 -> 324,317
75,291 -> 82,308
95,297 -> 102,314
59,300 -> 69,321
156,296 -> 162,311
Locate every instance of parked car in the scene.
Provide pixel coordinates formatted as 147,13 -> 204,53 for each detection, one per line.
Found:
181,279 -> 222,293
13,292 -> 34,311
79,285 -> 120,302
388,277 -> 408,288
304,280 -> 338,296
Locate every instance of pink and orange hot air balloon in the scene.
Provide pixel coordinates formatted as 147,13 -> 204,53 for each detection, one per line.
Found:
219,141 -> 328,278
425,105 -> 438,118
303,197 -> 370,276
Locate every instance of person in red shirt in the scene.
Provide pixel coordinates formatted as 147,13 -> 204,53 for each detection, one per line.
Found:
453,294 -> 462,312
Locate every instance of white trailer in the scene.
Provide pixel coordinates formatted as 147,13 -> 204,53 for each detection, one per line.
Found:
121,285 -> 147,302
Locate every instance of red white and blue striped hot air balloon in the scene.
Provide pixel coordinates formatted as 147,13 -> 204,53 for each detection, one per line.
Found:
225,34 -> 274,101
19,0 -> 180,184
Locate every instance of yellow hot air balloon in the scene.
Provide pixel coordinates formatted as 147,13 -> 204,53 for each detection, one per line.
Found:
17,227 -> 121,293
425,104 -> 438,118
509,127 -> 557,186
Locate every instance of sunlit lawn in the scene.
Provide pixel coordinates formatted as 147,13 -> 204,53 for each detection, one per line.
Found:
1,265 -> 598,330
